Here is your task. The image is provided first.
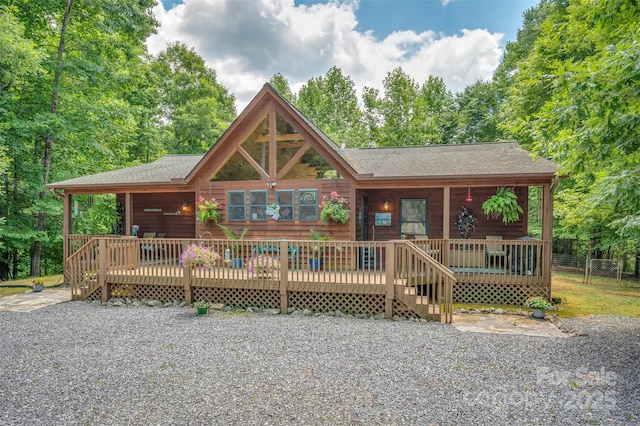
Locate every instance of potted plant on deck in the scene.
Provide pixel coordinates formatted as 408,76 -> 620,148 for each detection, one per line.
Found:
179,244 -> 221,268
247,254 -> 280,277
309,229 -> 330,271
218,224 -> 249,268
32,277 -> 44,292
524,296 -> 552,319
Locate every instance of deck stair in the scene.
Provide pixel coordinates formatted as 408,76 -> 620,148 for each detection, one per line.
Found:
393,241 -> 455,322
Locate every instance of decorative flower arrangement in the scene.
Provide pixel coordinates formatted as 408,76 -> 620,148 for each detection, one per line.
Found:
319,191 -> 351,224
247,255 -> 280,277
196,196 -> 222,224
523,296 -> 552,310
180,244 -> 221,268
266,203 -> 280,220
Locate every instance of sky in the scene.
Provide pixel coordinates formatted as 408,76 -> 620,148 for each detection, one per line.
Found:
150,0 -> 538,112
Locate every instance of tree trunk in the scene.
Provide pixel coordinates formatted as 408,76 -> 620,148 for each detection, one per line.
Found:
30,0 -> 74,277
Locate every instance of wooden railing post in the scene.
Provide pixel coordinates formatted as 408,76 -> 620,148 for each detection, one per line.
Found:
183,265 -> 192,306
99,238 -> 108,303
385,241 -> 396,319
279,240 -> 289,314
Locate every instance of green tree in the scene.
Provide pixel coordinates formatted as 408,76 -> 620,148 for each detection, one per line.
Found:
269,73 -> 295,103
151,42 -> 236,154
375,68 -> 419,146
500,0 -> 640,257
0,0 -> 159,279
453,80 -> 503,143
296,66 -> 367,147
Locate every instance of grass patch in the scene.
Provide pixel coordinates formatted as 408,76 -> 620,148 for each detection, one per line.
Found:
551,271 -> 640,318
0,275 -> 64,297
455,271 -> 640,319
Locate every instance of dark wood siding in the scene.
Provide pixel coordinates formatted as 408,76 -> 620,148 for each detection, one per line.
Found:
196,178 -> 354,241
129,192 -> 196,238
449,187 -> 528,239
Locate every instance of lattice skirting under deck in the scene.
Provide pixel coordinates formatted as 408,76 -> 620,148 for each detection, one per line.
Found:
288,291 -> 385,317
453,282 -> 549,306
193,287 -> 280,310
89,283 -> 440,321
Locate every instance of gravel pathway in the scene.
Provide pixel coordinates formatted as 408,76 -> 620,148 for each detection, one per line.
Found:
0,302 -> 638,425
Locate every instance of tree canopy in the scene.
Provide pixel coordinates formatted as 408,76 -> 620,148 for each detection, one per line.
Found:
2,0 -> 638,277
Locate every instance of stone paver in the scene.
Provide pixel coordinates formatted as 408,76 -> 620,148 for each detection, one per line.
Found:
452,313 -> 568,338
0,288 -> 71,312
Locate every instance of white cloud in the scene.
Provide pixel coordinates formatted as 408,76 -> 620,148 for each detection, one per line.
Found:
147,0 -> 504,111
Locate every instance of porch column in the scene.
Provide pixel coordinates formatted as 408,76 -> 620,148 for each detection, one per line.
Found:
63,193 -> 72,258
542,183 -> 553,242
542,183 -> 553,294
442,187 -> 451,268
125,192 -> 133,236
443,187 -> 450,239
63,193 -> 73,281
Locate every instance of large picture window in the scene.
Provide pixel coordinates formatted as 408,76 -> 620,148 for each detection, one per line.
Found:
298,189 -> 318,221
276,190 -> 294,221
228,191 -> 246,221
250,190 -> 267,221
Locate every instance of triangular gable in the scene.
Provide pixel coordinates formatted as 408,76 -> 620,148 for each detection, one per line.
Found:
185,84 -> 358,184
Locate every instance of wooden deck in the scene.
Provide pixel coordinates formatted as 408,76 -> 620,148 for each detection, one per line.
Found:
64,236 -> 552,322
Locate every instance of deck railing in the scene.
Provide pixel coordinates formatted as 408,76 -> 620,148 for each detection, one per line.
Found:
412,237 -> 551,286
63,235 -> 552,318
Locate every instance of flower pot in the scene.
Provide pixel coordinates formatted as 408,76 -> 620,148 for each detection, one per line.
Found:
196,307 -> 209,315
532,308 -> 545,319
309,258 -> 323,271
230,258 -> 243,269
33,284 -> 44,292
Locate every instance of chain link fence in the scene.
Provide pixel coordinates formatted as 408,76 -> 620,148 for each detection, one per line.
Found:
587,259 -> 622,285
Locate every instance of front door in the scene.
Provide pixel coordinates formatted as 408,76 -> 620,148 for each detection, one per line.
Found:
400,198 -> 428,239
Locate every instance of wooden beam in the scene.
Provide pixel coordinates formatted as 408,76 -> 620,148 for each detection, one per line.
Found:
255,133 -> 305,143
269,108 -> 276,181
275,141 -> 311,180
236,145 -> 269,181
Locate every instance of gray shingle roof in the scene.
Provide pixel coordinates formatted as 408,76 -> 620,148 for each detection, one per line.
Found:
339,142 -> 557,179
47,155 -> 204,188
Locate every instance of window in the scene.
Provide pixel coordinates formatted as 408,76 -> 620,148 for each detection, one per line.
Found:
250,190 -> 268,221
228,191 -> 246,221
276,190 -> 294,221
298,189 -> 318,221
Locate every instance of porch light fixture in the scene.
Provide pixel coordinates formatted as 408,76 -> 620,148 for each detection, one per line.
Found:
383,199 -> 390,209
465,188 -> 473,203
182,202 -> 189,211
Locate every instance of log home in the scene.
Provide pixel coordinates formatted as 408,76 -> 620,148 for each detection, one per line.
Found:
46,84 -> 559,322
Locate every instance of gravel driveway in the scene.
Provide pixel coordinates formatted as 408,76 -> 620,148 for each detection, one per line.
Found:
1,302 -> 638,425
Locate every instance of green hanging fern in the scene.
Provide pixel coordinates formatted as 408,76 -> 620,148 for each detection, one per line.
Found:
482,187 -> 524,224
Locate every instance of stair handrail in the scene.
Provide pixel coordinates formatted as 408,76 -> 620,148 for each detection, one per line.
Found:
66,237 -> 101,298
395,240 -> 455,323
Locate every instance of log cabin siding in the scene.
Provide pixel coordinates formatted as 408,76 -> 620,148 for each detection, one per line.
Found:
118,192 -> 196,238
196,178 -> 354,241
448,186 -> 528,239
